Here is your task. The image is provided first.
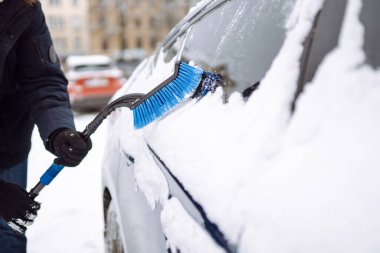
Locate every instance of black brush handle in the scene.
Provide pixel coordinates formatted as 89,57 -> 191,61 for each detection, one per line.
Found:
81,93 -> 144,139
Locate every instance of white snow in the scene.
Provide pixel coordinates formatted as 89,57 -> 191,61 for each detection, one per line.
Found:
107,0 -> 380,252
27,113 -> 105,253
161,198 -> 225,253
66,55 -> 112,68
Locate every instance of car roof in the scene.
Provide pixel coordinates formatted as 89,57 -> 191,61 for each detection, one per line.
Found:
66,55 -> 112,67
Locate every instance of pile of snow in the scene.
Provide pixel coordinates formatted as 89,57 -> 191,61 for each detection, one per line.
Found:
108,0 -> 380,252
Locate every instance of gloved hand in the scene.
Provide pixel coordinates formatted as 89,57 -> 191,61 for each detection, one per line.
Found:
0,180 -> 41,233
46,128 -> 92,167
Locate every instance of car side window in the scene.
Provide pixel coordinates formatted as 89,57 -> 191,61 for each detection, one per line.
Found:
291,0 -> 347,112
153,33 -> 186,68
181,0 -> 296,99
360,0 -> 380,69
143,33 -> 187,89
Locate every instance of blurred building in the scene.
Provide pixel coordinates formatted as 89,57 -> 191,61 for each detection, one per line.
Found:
88,0 -> 196,56
40,0 -> 90,57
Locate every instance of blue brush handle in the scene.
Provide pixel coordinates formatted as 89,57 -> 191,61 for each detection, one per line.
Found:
40,163 -> 65,186
29,94 -> 144,199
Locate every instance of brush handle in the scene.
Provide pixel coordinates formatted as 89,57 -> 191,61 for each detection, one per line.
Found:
29,93 -> 144,199
81,93 -> 143,138
40,163 -> 65,186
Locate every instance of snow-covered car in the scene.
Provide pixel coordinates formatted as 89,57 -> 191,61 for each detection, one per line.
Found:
102,0 -> 380,252
66,55 -> 125,111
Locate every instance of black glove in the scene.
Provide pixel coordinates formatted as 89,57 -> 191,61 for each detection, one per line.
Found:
0,180 -> 41,233
46,128 -> 92,167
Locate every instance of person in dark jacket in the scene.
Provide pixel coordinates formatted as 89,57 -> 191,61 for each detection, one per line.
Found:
0,0 -> 92,251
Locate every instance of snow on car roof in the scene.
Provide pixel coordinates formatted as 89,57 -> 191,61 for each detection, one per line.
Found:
66,55 -> 112,67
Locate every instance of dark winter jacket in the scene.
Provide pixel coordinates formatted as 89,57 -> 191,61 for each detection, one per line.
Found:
0,0 -> 75,170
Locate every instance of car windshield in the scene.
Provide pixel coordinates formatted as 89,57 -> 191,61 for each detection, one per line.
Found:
181,0 -> 296,97
73,64 -> 112,72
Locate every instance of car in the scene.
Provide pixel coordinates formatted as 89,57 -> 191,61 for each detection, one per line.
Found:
112,49 -> 147,78
65,55 -> 125,111
101,0 -> 380,253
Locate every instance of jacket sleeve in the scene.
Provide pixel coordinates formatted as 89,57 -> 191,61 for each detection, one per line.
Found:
15,2 -> 75,141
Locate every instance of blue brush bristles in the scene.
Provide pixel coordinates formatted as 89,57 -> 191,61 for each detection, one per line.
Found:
133,62 -> 204,129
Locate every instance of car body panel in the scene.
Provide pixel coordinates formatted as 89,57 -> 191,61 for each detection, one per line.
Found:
117,151 -> 167,253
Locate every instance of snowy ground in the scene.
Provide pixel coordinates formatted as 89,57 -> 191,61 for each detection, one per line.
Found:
26,113 -> 105,253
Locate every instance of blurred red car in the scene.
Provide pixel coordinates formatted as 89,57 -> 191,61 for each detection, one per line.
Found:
66,55 -> 125,111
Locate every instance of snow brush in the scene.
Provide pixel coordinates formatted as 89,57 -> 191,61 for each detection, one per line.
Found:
132,62 -> 221,128
8,61 -> 221,233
